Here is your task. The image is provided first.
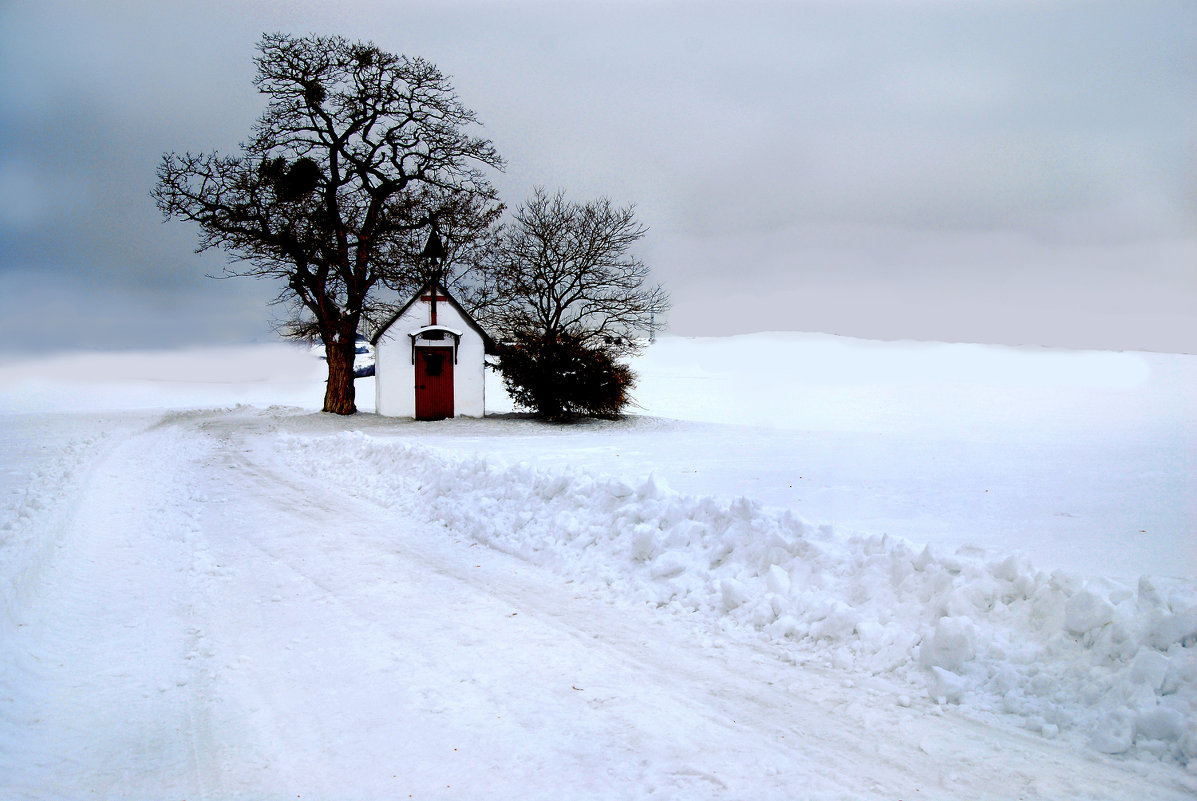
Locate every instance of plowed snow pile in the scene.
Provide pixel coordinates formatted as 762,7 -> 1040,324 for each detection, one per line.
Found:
275,431 -> 1197,765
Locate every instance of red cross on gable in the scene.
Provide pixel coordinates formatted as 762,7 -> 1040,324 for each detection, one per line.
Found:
419,285 -> 442,324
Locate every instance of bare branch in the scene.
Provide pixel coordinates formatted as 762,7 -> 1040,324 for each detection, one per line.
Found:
479,188 -> 669,356
154,32 -> 504,413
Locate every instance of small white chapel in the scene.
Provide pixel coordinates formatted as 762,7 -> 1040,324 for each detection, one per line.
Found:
369,279 -> 496,420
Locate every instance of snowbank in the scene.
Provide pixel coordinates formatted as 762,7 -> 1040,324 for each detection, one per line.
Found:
1,428 -> 112,622
273,431 -> 1197,767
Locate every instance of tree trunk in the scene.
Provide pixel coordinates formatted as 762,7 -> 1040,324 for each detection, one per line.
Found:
323,337 -> 358,414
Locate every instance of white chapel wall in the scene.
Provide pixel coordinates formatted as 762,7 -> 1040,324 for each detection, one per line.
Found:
374,297 -> 487,418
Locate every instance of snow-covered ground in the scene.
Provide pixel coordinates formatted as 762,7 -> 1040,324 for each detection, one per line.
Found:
1,334 -> 1194,799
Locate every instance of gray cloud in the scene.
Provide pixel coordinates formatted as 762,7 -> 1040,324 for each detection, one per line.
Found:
0,0 -> 1192,354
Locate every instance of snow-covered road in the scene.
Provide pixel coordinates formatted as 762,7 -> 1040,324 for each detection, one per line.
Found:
3,408 -> 1193,800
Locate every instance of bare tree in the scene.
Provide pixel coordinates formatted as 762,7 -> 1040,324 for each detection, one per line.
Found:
478,189 -> 668,419
481,188 -> 668,354
153,33 -> 503,414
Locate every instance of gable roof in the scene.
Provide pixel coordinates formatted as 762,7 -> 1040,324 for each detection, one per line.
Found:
369,279 -> 497,353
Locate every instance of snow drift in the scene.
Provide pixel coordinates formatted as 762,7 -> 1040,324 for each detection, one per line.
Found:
273,431 -> 1197,766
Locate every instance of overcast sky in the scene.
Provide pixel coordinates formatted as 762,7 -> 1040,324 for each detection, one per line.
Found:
1,0 -> 1193,354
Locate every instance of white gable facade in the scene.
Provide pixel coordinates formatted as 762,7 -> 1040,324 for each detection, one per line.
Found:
370,282 -> 494,419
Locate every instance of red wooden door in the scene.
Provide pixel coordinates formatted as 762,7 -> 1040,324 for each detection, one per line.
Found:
415,347 -> 454,420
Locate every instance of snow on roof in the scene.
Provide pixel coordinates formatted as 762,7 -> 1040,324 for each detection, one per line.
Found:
408,325 -> 464,338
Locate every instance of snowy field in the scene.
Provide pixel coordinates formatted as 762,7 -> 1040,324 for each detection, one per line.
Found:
1,333 -> 1194,799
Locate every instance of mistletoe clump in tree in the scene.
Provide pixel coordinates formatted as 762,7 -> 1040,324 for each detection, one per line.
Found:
154,33 -> 503,414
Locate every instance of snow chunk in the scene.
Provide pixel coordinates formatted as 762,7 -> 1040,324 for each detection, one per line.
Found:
1064,587 -> 1115,634
919,616 -> 977,673
1135,706 -> 1187,743
720,578 -> 750,611
1129,648 -> 1170,690
765,564 -> 791,596
928,665 -> 968,705
649,553 -> 688,580
1148,607 -> 1197,650
1090,715 -> 1135,755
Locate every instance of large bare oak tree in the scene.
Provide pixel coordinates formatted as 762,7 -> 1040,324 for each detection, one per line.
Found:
154,33 -> 503,414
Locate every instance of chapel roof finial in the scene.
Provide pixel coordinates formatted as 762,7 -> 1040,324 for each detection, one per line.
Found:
420,224 -> 447,265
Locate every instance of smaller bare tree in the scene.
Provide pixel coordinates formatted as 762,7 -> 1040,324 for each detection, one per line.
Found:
481,189 -> 668,419
481,188 -> 668,355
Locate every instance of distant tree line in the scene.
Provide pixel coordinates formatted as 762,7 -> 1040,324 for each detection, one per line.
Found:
155,32 -> 668,418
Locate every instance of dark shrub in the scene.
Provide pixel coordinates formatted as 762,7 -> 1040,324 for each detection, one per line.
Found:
497,332 -> 635,420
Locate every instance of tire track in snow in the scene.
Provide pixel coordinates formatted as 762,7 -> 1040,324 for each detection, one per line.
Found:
0,417 -> 225,799
195,409 -> 1195,801
209,425 -> 890,797
182,412 -> 902,796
